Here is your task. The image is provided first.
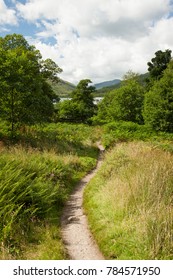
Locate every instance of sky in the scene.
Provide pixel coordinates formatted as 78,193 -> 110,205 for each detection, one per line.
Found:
1,0 -> 173,84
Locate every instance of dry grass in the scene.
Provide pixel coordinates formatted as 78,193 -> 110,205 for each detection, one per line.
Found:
84,141 -> 173,259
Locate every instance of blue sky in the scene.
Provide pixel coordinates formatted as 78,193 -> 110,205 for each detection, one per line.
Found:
1,0 -> 173,84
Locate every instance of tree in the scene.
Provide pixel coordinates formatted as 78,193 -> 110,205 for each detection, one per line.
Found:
0,34 -> 62,135
41,58 -> 62,82
147,49 -> 172,82
94,72 -> 144,124
143,60 -> 173,132
58,79 -> 97,123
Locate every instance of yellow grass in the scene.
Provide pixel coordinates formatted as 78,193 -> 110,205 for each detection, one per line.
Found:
84,141 -> 173,259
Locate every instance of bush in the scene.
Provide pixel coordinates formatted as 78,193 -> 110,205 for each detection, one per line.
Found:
143,61 -> 173,132
94,75 -> 144,124
102,121 -> 155,148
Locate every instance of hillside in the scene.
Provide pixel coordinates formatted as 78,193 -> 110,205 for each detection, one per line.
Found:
50,73 -> 149,98
49,79 -> 76,97
95,82 -> 121,96
96,73 -> 149,96
94,79 -> 121,89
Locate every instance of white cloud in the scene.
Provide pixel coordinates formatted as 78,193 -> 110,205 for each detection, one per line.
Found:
15,0 -> 173,84
17,0 -> 171,39
0,0 -> 17,25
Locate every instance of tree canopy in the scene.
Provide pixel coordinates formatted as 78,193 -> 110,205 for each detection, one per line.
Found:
147,49 -> 172,81
94,72 -> 144,124
58,79 -> 97,123
0,34 -> 62,135
143,60 -> 173,132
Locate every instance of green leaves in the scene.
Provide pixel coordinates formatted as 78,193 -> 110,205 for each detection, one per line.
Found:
58,79 -> 97,123
95,74 -> 144,124
0,122 -> 99,258
41,58 -> 62,82
143,61 -> 173,132
0,34 -> 62,135
147,49 -> 172,83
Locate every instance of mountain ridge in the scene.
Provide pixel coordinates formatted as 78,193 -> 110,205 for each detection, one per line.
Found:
94,79 -> 121,89
51,73 -> 148,97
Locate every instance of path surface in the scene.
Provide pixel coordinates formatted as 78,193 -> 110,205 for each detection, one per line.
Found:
61,143 -> 105,260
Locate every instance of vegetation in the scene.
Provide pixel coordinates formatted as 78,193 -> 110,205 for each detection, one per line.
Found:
95,82 -> 121,96
93,72 -> 144,124
84,141 -> 173,259
0,122 -> 100,259
58,79 -> 97,123
95,73 -> 149,96
0,33 -> 173,260
0,34 -> 61,135
100,121 -> 173,148
143,60 -> 173,132
49,79 -> 76,97
147,49 -> 172,82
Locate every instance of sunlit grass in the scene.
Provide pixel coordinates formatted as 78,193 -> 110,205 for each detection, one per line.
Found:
84,142 -> 173,259
0,123 -> 100,259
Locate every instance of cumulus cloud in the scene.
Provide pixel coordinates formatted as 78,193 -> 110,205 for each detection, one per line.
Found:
17,0 -> 171,39
0,0 -> 17,25
8,0 -> 173,83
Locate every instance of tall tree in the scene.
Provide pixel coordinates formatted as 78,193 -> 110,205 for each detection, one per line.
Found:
58,79 -> 97,123
147,49 -> 172,81
143,60 -> 173,132
0,34 -> 62,135
94,72 -> 144,124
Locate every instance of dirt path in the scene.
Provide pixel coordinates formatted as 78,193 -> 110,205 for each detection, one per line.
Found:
61,143 -> 105,260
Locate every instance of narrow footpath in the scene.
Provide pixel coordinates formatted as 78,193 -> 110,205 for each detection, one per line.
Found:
61,143 -> 105,260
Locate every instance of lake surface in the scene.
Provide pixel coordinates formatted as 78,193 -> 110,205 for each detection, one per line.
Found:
60,97 -> 103,104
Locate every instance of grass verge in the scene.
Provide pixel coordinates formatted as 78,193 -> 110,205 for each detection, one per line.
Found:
84,141 -> 173,259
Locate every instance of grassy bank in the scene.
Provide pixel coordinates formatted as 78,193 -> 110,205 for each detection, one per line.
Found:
84,141 -> 173,259
101,121 -> 173,148
0,123 -> 101,259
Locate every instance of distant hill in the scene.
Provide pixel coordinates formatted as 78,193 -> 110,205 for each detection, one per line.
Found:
49,73 -> 149,98
49,79 -> 76,97
137,72 -> 149,84
95,83 -> 121,96
94,79 -> 121,90
95,73 -> 149,96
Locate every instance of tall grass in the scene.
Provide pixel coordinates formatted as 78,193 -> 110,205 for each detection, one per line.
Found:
84,142 -> 173,259
0,123 -> 100,259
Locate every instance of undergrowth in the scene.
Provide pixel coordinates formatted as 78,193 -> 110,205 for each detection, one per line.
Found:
102,121 -> 173,150
0,123 -> 100,259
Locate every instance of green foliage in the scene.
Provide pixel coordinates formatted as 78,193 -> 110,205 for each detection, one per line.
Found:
0,122 -> 99,258
143,60 -> 173,132
94,73 -> 144,124
95,73 -> 149,97
147,49 -> 172,81
0,149 -> 74,257
99,121 -> 173,148
58,79 -> 97,123
0,34 -> 61,135
101,121 -> 155,147
92,90 -> 115,123
41,58 -> 62,82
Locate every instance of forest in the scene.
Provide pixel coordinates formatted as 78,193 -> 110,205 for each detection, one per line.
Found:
0,34 -> 173,260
